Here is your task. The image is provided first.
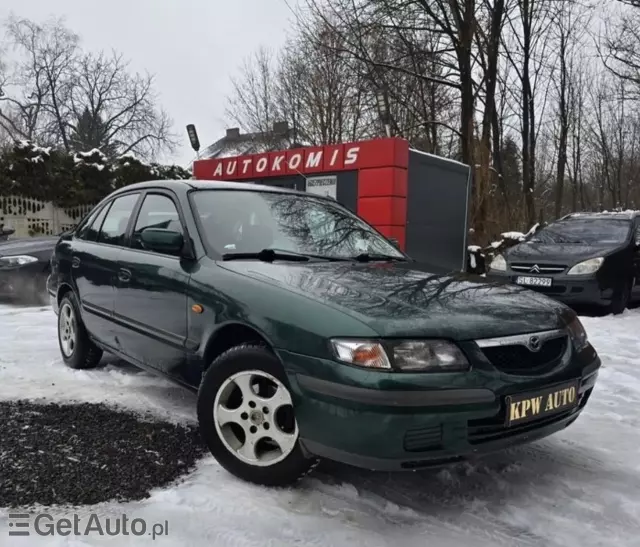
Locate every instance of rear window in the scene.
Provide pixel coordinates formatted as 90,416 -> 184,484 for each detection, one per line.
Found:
531,218 -> 632,245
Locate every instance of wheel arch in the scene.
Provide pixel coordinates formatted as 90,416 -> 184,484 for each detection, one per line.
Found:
56,282 -> 75,306
202,321 -> 281,371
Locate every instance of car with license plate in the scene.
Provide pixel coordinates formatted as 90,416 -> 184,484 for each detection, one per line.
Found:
47,180 -> 601,486
487,211 -> 640,315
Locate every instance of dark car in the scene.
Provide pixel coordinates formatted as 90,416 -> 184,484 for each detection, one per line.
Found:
47,180 -> 600,486
487,212 -> 640,314
0,235 -> 58,304
1,225 -> 15,242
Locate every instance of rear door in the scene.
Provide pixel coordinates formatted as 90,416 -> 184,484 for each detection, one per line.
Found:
113,191 -> 192,375
71,192 -> 141,347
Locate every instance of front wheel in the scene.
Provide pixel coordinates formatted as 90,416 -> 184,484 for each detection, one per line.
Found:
197,344 -> 316,486
608,278 -> 632,315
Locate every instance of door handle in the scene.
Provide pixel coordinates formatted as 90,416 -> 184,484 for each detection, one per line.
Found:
118,268 -> 132,283
72,256 -> 81,269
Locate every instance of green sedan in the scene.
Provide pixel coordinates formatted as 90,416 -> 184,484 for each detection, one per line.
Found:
47,180 -> 600,486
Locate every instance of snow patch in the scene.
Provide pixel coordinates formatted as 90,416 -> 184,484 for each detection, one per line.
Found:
500,231 -> 526,241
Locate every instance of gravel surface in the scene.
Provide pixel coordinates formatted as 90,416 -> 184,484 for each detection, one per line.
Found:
0,400 -> 206,508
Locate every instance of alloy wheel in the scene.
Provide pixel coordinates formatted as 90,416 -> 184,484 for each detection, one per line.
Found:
59,302 -> 77,357
213,370 -> 299,467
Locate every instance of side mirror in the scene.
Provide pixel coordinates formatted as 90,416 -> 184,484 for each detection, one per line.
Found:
388,237 -> 401,249
140,228 -> 184,254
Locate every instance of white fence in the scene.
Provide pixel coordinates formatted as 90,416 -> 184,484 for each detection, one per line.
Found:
0,196 -> 94,238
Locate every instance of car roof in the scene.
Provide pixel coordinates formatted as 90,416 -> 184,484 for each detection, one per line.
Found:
560,211 -> 640,221
111,179 -> 310,197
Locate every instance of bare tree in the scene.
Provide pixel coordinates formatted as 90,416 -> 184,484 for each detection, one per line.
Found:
0,16 -> 176,159
70,52 -> 176,157
225,47 -> 282,144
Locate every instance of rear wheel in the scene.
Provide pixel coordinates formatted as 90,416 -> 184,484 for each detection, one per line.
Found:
57,292 -> 103,369
197,344 -> 316,486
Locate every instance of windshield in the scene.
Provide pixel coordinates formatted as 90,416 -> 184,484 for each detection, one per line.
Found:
530,218 -> 631,245
190,189 -> 405,259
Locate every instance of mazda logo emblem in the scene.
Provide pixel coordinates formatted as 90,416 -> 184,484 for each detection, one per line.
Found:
529,264 -> 540,273
528,336 -> 542,352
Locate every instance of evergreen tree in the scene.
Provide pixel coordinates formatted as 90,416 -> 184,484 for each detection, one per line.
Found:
69,108 -> 118,158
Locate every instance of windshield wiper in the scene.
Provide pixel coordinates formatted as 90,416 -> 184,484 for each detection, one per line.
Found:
222,249 -> 310,262
351,253 -> 407,262
222,248 -> 349,262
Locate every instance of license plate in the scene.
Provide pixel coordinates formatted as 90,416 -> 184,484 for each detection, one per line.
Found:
515,276 -> 552,287
505,379 -> 580,427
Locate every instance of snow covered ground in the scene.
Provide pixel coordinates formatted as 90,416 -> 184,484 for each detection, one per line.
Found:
0,303 -> 639,546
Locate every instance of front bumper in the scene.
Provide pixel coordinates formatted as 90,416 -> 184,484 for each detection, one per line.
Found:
47,274 -> 59,315
282,349 -> 600,471
489,271 -> 612,305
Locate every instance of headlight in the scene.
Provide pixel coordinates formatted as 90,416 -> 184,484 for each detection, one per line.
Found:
567,257 -> 603,275
566,317 -> 589,352
489,254 -> 507,271
0,255 -> 38,268
330,339 -> 469,372
392,340 -> 470,372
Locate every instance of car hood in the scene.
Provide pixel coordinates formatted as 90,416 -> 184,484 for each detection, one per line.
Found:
220,261 -> 572,340
505,240 -> 620,263
0,236 -> 59,256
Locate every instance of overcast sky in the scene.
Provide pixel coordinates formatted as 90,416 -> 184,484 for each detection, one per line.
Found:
0,0 -> 299,167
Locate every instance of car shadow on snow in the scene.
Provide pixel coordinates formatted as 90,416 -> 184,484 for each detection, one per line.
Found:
571,300 -> 640,317
308,439 -> 638,525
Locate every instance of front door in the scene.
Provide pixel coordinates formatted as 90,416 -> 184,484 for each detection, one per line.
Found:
113,191 -> 191,375
71,192 -> 140,347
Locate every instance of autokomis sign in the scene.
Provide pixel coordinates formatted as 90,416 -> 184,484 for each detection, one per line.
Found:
191,138 -> 408,181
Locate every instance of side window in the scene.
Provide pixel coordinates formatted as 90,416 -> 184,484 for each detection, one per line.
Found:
131,194 -> 183,255
97,193 -> 140,246
84,204 -> 112,242
76,205 -> 107,241
635,223 -> 640,244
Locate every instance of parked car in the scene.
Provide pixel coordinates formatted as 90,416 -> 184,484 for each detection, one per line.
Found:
487,211 -> 640,314
47,180 -> 601,486
1,225 -> 15,242
0,235 -> 57,305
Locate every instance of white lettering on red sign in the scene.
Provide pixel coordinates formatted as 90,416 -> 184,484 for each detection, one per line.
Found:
241,158 -> 252,175
288,153 -> 302,170
305,151 -> 323,169
271,155 -> 285,172
255,157 -> 268,173
213,162 -> 223,178
328,149 -> 340,167
225,160 -> 237,176
344,146 -> 360,166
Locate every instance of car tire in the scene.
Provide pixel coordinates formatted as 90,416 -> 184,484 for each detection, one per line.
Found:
608,278 -> 632,315
197,343 -> 317,486
57,292 -> 103,369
